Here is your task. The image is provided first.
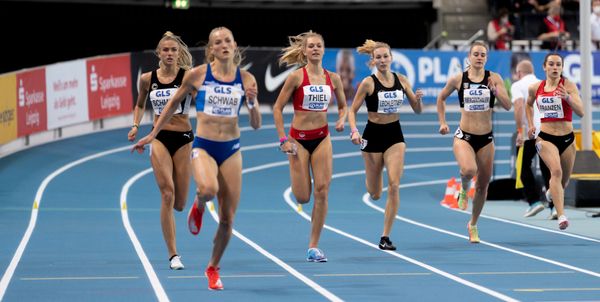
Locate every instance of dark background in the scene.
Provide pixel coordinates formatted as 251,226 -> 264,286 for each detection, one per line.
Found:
0,1 -> 436,74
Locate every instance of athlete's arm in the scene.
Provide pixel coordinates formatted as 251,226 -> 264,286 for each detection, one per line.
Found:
398,73 -> 423,114
489,72 -> 511,110
348,76 -> 372,145
242,70 -> 262,129
272,69 -> 301,153
437,72 -> 460,135
128,71 -> 151,141
329,71 -> 347,132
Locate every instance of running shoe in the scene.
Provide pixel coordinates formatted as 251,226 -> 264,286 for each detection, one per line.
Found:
457,188 -> 468,210
205,266 -> 223,290
379,236 -> 397,251
524,201 -> 545,217
549,207 -> 558,220
558,215 -> 569,230
467,223 -> 480,243
169,255 -> 184,270
306,248 -> 328,262
187,197 -> 204,235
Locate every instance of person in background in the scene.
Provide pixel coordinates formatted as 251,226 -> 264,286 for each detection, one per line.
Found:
437,41 -> 511,243
128,31 -> 193,271
336,48 -> 356,105
347,39 -> 423,250
526,53 -> 584,230
511,59 -> 550,218
592,0 -> 600,50
487,8 -> 515,50
132,26 -> 262,290
537,3 -> 570,50
272,30 -> 347,263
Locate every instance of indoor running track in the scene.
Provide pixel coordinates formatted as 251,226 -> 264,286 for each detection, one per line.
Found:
1,111 -> 599,302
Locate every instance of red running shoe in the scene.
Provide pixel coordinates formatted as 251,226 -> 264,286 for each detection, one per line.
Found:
205,266 -> 223,290
187,197 -> 204,235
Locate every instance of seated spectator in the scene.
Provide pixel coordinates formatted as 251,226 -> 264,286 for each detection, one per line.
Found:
537,4 -> 570,50
488,8 -> 515,50
592,0 -> 600,49
528,0 -> 561,13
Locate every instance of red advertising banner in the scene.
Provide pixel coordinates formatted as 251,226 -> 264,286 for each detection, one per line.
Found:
17,68 -> 47,136
87,54 -> 133,120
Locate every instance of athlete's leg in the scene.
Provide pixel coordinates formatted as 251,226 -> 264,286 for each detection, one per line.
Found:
288,138 -> 313,204
172,142 -> 192,211
536,140 -> 563,216
308,136 -> 332,248
381,143 -> 406,237
150,140 -> 178,258
472,142 -> 494,226
362,152 -> 384,200
208,151 -> 242,268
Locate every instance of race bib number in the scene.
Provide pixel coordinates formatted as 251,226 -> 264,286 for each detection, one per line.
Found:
149,88 -> 178,115
537,96 -> 564,119
377,90 -> 404,114
203,85 -> 243,117
463,88 -> 490,112
302,85 -> 331,111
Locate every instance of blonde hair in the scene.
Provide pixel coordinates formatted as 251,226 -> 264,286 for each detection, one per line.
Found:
356,39 -> 391,67
156,31 -> 193,70
204,26 -> 243,66
279,31 -> 324,67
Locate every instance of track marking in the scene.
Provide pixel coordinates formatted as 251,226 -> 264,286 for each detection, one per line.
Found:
282,188 -> 519,302
0,145 -> 131,301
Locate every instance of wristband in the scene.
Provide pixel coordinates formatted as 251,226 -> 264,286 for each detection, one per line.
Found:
351,128 -> 359,134
279,136 -> 288,145
132,123 -> 139,129
517,127 -> 523,134
247,98 -> 255,109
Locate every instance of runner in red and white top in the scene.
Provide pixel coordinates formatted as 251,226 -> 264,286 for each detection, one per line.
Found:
526,53 -> 584,230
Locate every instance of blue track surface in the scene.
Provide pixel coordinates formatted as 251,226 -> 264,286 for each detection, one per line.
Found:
1,111 -> 599,302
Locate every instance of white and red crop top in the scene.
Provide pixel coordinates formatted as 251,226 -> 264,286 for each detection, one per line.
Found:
535,78 -> 573,122
292,67 -> 333,112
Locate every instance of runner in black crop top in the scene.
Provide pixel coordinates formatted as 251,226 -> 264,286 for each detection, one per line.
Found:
365,73 -> 405,113
457,70 -> 495,109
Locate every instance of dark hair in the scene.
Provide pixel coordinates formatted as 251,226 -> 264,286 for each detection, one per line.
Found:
543,52 -> 563,66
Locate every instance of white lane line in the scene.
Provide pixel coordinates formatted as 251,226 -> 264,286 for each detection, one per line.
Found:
469,213 -> 600,244
167,274 -> 287,279
203,201 -> 343,302
314,273 -> 431,277
282,188 -> 519,302
459,271 -> 574,276
21,276 -> 139,281
0,145 -> 131,301
121,168 -> 169,302
362,181 -> 600,279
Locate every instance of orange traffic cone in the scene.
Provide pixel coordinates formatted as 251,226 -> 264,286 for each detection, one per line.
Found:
440,177 -> 458,208
468,176 -> 477,199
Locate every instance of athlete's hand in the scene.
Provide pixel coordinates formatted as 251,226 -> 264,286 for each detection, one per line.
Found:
245,85 -> 258,103
439,123 -> 450,135
131,134 -> 154,154
487,78 -> 497,95
415,88 -> 424,101
335,118 -> 345,132
350,131 -> 361,145
516,131 -> 524,147
127,126 -> 138,142
527,126 -> 536,140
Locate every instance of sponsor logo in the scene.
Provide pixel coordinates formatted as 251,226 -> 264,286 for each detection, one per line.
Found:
469,104 -> 485,111
308,103 -> 325,110
265,63 -> 296,92
212,107 -> 232,115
